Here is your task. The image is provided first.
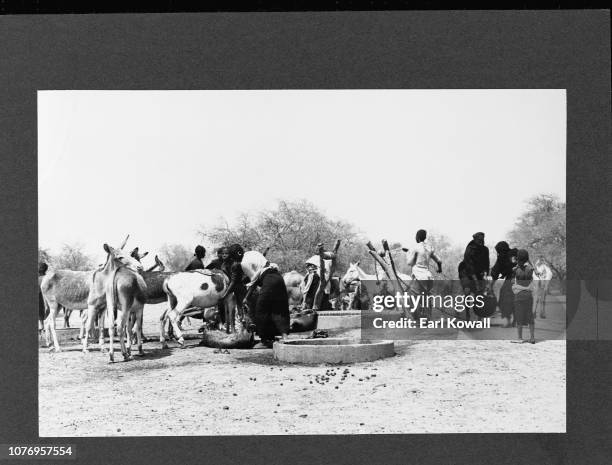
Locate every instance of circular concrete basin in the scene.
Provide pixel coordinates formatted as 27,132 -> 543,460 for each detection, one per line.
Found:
273,338 -> 394,364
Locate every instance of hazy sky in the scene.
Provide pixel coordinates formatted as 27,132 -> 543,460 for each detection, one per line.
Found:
38,90 -> 565,266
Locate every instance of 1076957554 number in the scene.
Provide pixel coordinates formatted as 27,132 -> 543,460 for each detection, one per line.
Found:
1,445 -> 75,459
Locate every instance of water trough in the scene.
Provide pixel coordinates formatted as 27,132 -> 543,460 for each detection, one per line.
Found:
273,337 -> 395,364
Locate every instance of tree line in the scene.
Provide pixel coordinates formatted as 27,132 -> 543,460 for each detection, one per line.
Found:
39,195 -> 566,289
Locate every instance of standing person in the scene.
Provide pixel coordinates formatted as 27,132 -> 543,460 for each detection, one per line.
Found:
300,258 -> 321,309
219,244 -> 247,329
205,247 -> 227,271
406,229 -> 442,291
243,257 -> 290,349
458,232 -> 490,320
511,249 -> 536,344
533,257 -> 553,319
184,245 -> 206,271
202,246 -> 229,330
491,241 -> 518,328
406,229 -> 442,319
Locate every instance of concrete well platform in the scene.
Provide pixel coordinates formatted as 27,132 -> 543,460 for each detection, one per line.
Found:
273,337 -> 394,364
316,311 -> 361,330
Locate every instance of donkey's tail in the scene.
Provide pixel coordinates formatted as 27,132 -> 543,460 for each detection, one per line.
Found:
162,278 -> 177,310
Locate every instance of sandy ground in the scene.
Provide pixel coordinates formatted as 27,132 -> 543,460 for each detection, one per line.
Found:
39,303 -> 565,436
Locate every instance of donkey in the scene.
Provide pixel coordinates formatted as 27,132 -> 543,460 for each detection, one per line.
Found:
128,251 -> 175,338
82,243 -> 146,362
40,267 -> 94,352
341,261 -> 411,310
341,261 -> 411,287
39,235 -> 133,351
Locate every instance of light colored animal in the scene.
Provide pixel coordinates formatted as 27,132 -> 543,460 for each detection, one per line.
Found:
40,268 -> 94,351
341,261 -> 411,287
159,269 -> 234,349
283,270 -> 304,310
341,261 -> 411,309
81,243 -> 146,362
533,260 -> 553,318
40,235 -> 134,350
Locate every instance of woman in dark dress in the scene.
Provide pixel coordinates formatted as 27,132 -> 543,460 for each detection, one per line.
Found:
511,249 -> 535,344
491,241 -> 518,328
244,257 -> 290,348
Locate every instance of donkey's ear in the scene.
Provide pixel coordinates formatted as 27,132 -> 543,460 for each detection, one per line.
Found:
141,251 -> 149,259
103,243 -> 111,254
355,260 -> 360,266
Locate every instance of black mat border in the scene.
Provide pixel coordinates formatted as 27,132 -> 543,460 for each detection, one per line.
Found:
1,1 -> 611,15
1,10 -> 610,465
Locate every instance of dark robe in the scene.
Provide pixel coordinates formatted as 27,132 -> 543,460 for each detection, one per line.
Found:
205,258 -> 223,270
512,263 -> 534,326
458,240 -> 489,302
223,261 -> 246,303
184,257 -> 205,271
491,253 -> 515,319
303,273 -> 320,309
252,268 -> 290,341
463,239 -> 490,278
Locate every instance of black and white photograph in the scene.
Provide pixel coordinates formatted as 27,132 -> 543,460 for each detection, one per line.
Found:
37,89 -> 566,436
2,8 -> 610,465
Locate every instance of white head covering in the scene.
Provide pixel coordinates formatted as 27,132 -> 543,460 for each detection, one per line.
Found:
242,250 -> 278,287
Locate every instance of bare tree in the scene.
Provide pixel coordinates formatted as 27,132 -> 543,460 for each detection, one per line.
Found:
54,243 -> 95,271
509,194 -> 566,288
158,243 -> 192,272
200,199 -> 369,273
38,246 -> 54,266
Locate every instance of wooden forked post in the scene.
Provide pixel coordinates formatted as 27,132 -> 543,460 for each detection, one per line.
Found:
382,239 -> 409,293
365,239 -> 412,294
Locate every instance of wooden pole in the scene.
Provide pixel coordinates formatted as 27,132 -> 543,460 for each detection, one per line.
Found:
365,241 -> 399,294
313,244 -> 326,310
382,239 -> 408,293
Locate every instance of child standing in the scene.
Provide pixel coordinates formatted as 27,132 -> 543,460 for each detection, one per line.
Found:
511,249 -> 535,344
